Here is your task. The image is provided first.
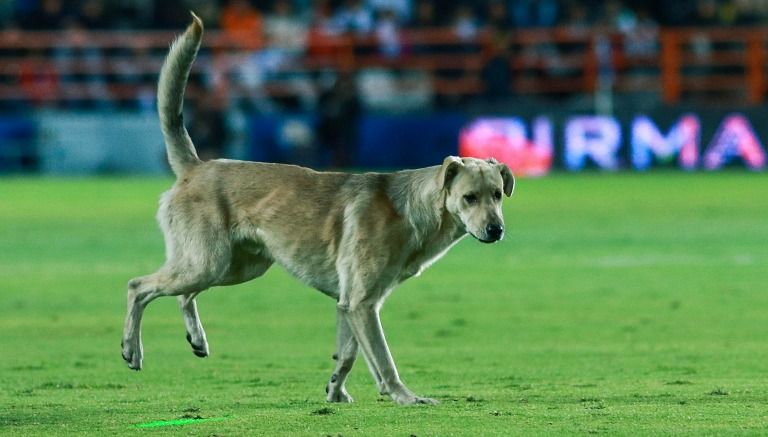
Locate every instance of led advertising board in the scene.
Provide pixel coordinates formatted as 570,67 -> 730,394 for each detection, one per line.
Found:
460,113 -> 767,176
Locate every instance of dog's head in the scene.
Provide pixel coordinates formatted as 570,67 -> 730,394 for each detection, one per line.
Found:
439,156 -> 514,243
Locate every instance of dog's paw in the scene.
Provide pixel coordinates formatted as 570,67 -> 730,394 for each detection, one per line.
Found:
326,374 -> 354,402
389,386 -> 439,405
412,396 -> 439,405
121,340 -> 143,370
186,332 -> 209,358
326,389 -> 354,403
393,394 -> 438,405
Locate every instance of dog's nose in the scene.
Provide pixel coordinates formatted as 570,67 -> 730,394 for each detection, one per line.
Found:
485,223 -> 504,241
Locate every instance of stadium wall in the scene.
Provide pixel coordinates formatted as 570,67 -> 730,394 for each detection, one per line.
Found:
1,106 -> 766,175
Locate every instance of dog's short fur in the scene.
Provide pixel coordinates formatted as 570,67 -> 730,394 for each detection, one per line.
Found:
121,13 -> 515,405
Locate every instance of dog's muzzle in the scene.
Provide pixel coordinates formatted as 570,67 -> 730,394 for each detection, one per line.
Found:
476,223 -> 504,243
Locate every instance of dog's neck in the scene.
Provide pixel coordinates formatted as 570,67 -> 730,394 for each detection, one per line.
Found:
387,166 -> 464,246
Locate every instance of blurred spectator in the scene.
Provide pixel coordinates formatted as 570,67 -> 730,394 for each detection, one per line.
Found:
54,17 -> 111,108
656,0 -> 697,25
263,0 -> 313,110
220,0 -> 263,49
410,0 -> 438,28
562,0 -> 590,33
598,0 -> 636,31
317,72 -> 360,168
311,0 -> 344,34
480,30 -> 513,105
20,0 -> 67,29
307,0 -> 345,58
482,1 -> 514,104
152,0 -> 190,29
511,0 -> 560,28
114,44 -> 155,111
486,0 -> 512,30
0,0 -> 16,27
453,4 -> 480,42
623,6 -> 659,59
334,0 -> 374,34
718,0 -> 740,25
187,93 -> 229,161
694,0 -> 720,25
408,0 -> 438,56
18,48 -> 58,107
109,1 -> 148,30
186,0 -> 220,28
78,0 -> 112,29
733,0 -> 768,24
375,8 -> 401,58
369,0 -> 412,22
689,0 -> 757,27
265,0 -> 308,55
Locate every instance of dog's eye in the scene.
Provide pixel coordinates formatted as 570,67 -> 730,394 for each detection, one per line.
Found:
463,194 -> 478,204
493,190 -> 502,200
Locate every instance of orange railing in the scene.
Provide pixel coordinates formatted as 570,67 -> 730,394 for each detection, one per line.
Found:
0,26 -> 767,106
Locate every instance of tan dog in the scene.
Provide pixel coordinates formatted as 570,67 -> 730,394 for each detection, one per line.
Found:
121,13 -> 515,405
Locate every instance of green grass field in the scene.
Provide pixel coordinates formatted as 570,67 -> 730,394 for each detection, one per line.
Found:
1,172 -> 767,435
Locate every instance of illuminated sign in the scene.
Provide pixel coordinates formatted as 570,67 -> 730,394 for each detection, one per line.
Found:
458,117 -> 553,177
459,113 -> 767,174
703,114 -> 766,170
632,115 -> 699,170
564,116 -> 621,171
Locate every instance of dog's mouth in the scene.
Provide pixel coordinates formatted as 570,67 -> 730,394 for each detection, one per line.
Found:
471,233 -> 501,244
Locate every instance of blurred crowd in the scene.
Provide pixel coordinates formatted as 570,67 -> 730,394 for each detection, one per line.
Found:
4,0 -> 766,112
2,0 -> 768,32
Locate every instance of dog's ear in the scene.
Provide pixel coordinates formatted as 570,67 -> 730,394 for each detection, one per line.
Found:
497,162 -> 515,197
438,156 -> 464,191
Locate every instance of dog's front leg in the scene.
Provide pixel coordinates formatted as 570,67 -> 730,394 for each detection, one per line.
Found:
340,302 -> 438,405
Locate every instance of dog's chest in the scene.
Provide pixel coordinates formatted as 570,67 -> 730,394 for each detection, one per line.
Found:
399,235 -> 464,281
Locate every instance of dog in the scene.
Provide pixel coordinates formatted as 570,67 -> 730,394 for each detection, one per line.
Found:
121,13 -> 515,405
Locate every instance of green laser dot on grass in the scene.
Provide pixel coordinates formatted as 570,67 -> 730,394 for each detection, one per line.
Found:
134,416 -> 229,428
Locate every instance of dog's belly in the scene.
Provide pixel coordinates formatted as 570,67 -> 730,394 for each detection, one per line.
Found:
276,255 -> 340,298
252,232 -> 341,298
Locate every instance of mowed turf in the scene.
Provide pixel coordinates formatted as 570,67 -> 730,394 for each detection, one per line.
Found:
0,172 -> 766,435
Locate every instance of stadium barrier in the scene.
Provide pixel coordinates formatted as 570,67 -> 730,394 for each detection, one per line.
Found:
2,107 -> 765,175
235,108 -> 768,175
2,26 -> 768,104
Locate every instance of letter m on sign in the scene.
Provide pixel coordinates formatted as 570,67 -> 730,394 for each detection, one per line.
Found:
631,115 -> 699,170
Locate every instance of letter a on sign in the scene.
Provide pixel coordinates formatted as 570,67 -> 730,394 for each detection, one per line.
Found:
703,114 -> 767,170
631,115 -> 699,170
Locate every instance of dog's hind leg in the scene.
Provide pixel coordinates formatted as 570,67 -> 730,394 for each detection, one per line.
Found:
326,307 -> 360,402
179,253 -> 273,359
122,267 -> 214,370
179,293 -> 208,358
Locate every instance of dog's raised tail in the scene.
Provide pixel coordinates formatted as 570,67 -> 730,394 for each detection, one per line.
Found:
157,12 -> 203,176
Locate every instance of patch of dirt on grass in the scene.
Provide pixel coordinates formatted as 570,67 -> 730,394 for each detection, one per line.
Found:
665,380 -> 694,385
708,387 -> 729,396
311,407 -> 336,416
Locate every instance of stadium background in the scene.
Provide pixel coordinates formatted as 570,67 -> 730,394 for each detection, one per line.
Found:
1,0 -> 767,174
1,0 -> 768,435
